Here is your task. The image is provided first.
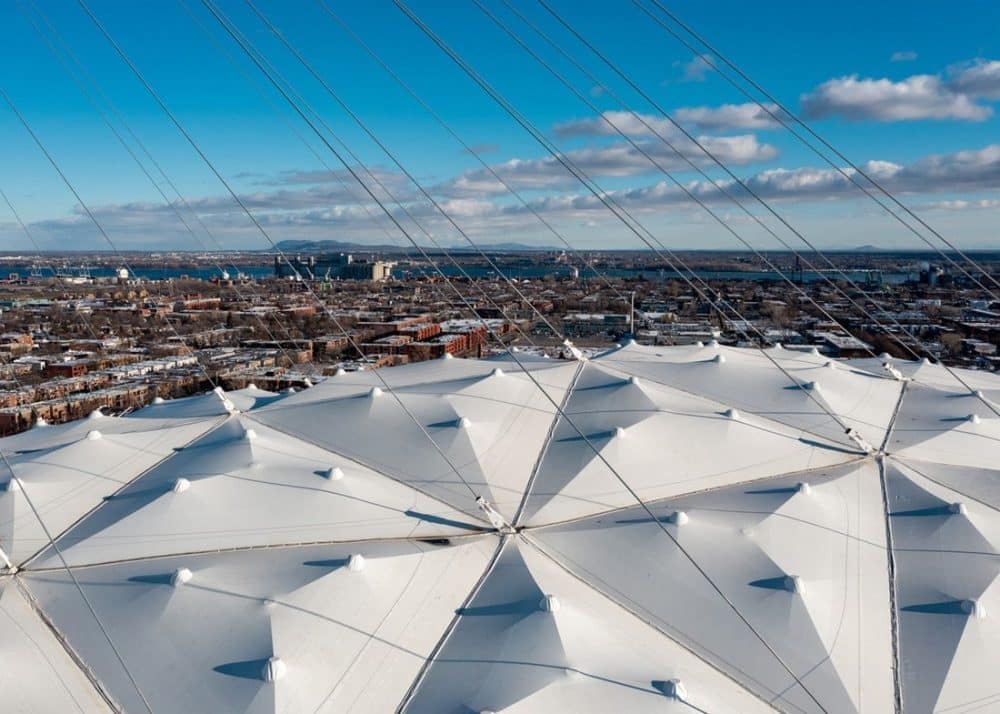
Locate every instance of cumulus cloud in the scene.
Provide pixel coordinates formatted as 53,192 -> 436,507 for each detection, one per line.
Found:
555,106 -> 785,136
947,58 -> 1000,100
20,141 -> 1000,249
890,51 -> 918,63
553,111 -> 677,139
892,143 -> 1000,191
437,133 -> 778,197
800,58 -> 1000,122
679,54 -> 713,82
253,166 -> 406,190
922,198 -> 1000,211
601,143 -> 1000,208
434,144 -> 1000,222
800,74 -> 993,122
673,103 -> 785,131
174,183 -> 410,213
326,143 -> 995,222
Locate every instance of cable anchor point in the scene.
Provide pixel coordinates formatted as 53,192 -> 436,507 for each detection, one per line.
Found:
562,339 -> 585,361
845,428 -> 876,455
882,361 -> 908,382
476,496 -> 514,533
0,544 -> 15,573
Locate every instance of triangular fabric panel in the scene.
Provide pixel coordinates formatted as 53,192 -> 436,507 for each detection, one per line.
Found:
532,460 -> 894,713
520,361 -> 856,526
22,537 -> 497,714
1,415 -> 220,566
252,359 -> 578,520
0,577 -> 112,712
885,458 -> 1000,714
403,537 -> 777,713
33,415 -> 483,568
593,342 -> 903,448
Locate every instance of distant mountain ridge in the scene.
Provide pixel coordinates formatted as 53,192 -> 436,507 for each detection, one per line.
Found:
272,239 -> 395,253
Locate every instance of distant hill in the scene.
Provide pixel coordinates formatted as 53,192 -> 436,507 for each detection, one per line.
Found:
853,244 -> 881,252
272,239 -> 397,253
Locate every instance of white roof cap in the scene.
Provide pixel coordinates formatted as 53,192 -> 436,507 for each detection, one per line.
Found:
325,466 -> 345,481
170,568 -> 193,587
348,553 -> 366,572
539,594 -> 560,612
262,656 -> 286,683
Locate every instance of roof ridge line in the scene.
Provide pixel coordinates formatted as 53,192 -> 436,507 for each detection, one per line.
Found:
19,531 -> 493,573
512,360 -> 586,527
394,534 -> 507,712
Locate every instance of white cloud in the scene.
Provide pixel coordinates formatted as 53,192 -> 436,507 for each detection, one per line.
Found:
800,59 -> 1000,122
922,198 -> 1000,211
673,103 -> 784,131
556,106 -> 784,135
893,143 -> 1000,191
890,50 -> 918,63
19,142 -> 1000,250
635,144 -> 1000,205
553,103 -> 779,141
553,111 -> 678,139
800,73 -> 993,122
679,54 -> 713,82
437,132 -> 778,197
491,143 -> 1000,215
947,58 -> 1000,100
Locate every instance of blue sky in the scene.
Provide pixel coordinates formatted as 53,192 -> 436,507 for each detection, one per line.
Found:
1,0 -> 999,252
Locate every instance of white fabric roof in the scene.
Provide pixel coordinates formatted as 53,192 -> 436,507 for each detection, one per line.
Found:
0,578 -> 111,712
1,343 -> 997,713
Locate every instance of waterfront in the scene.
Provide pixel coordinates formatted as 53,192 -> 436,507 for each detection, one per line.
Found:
2,261 -> 917,284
